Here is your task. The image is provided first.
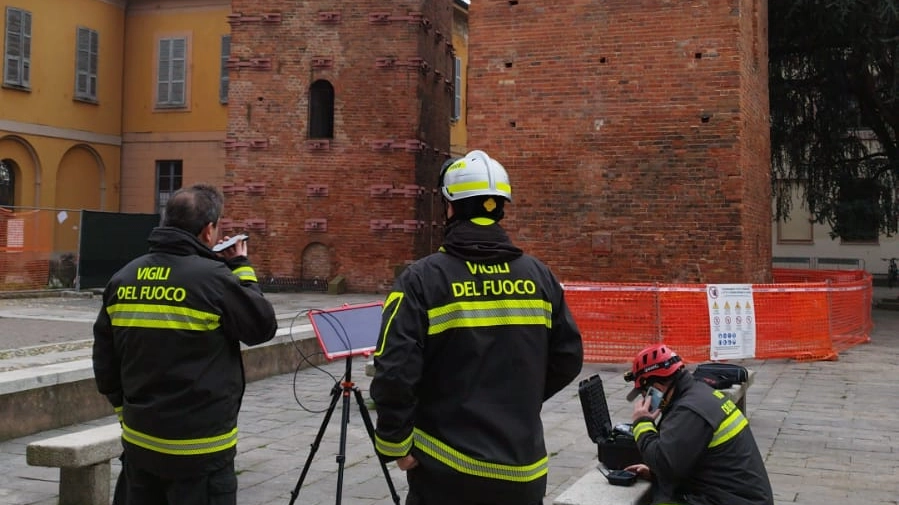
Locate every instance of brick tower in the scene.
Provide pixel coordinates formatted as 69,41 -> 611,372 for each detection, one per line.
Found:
225,1 -> 455,292
467,0 -> 772,284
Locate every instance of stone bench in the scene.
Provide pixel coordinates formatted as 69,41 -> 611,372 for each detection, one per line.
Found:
554,464 -> 653,505
555,369 -> 756,505
26,423 -> 122,505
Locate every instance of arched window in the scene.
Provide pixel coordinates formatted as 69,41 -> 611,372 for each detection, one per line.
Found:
0,160 -> 16,207
309,80 -> 334,139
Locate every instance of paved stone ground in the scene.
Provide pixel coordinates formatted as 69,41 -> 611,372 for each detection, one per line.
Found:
0,290 -> 897,504
0,292 -> 384,351
0,292 -> 383,372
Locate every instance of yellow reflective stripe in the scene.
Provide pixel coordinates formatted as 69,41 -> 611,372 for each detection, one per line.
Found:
107,303 -> 221,331
232,266 -> 257,282
632,420 -> 657,441
470,217 -> 496,225
708,410 -> 748,448
375,432 -> 414,458
413,428 -> 547,482
446,180 -> 490,194
495,182 -> 511,194
114,405 -> 123,422
121,422 -> 238,456
427,299 -> 552,335
375,291 -> 404,357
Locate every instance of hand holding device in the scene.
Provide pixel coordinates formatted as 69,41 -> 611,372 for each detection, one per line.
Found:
597,465 -> 637,486
632,393 -> 662,423
213,234 -> 249,253
623,463 -> 651,481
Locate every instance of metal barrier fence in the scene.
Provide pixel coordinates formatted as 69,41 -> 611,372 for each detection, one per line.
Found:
565,268 -> 873,363
0,208 -> 82,291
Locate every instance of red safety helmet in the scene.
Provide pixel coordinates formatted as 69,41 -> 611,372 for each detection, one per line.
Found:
624,344 -> 684,401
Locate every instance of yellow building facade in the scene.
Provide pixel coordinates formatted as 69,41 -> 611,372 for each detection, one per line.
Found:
0,0 -> 230,289
120,0 -> 230,213
0,0 -> 124,213
0,0 -> 231,216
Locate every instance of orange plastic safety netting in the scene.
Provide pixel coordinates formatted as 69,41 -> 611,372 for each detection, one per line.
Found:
0,208 -> 53,290
564,268 -> 872,363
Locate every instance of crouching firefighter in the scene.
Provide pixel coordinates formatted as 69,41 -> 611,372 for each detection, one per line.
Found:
622,344 -> 774,505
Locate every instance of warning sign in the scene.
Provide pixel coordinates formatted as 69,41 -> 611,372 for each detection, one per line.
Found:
706,284 -> 756,360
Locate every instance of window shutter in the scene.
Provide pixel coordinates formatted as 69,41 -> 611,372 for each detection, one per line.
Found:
220,35 -> 230,104
76,28 -> 90,95
454,57 -> 462,120
89,30 -> 98,97
20,10 -> 30,85
157,39 -> 171,104
171,38 -> 186,105
4,8 -> 21,85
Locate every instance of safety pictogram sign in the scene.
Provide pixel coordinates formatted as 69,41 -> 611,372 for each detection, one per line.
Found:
706,284 -> 756,360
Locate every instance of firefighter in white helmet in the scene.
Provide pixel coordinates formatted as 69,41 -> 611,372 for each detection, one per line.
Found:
371,150 -> 584,505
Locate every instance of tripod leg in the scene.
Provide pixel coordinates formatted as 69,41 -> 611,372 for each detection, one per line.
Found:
288,382 -> 342,505
335,383 -> 352,505
353,388 -> 402,505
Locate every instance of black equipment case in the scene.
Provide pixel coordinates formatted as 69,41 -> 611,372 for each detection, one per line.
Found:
577,374 -> 643,470
692,363 -> 749,389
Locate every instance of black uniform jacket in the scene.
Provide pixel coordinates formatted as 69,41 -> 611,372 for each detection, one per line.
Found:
92,227 -> 277,478
632,372 -> 774,505
371,218 -> 584,505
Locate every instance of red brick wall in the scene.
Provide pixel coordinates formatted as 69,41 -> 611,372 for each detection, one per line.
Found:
226,1 -> 454,292
738,0 -> 773,283
467,0 -> 772,284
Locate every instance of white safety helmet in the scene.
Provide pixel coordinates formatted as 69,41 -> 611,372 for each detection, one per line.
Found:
439,150 -> 512,203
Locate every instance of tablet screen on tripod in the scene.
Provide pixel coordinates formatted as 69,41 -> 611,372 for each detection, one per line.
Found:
308,302 -> 384,360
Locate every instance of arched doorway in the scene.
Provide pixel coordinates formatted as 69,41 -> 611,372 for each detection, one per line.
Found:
54,145 -> 104,256
0,159 -> 16,207
301,242 -> 331,291
56,144 -> 104,211
0,135 -> 42,207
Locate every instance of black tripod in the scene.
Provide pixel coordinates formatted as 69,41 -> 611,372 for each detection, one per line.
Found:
288,354 -> 401,505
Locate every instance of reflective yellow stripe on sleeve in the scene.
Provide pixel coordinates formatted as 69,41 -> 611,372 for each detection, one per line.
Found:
114,405 -> 123,422
413,428 -> 547,482
632,420 -> 657,441
122,422 -> 237,456
375,432 -> 414,458
106,303 -> 221,331
427,299 -> 552,335
232,266 -> 257,282
708,409 -> 748,448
